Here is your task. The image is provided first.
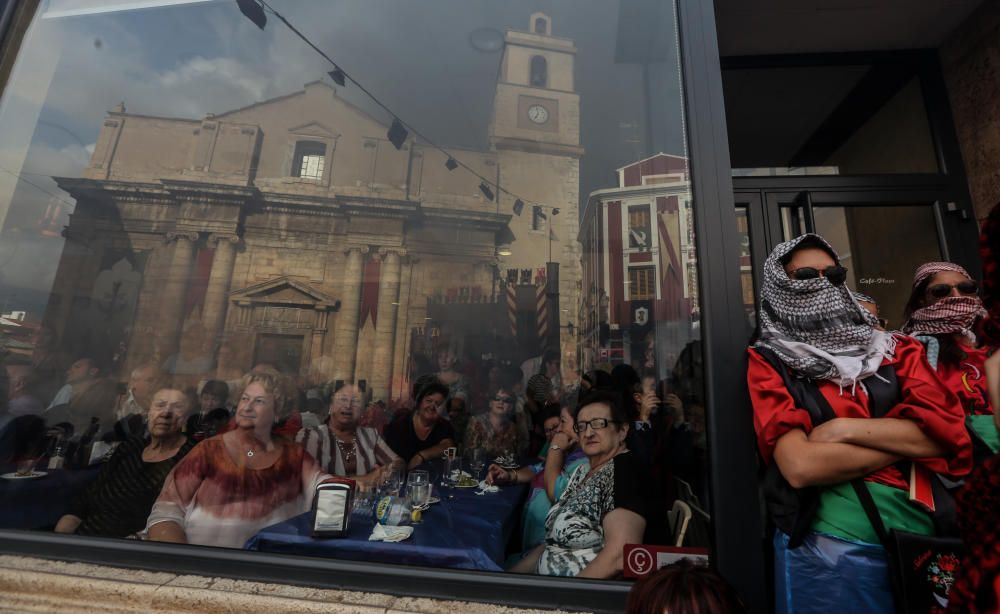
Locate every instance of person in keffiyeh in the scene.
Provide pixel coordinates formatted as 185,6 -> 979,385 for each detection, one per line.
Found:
747,234 -> 971,614
902,261 -> 998,455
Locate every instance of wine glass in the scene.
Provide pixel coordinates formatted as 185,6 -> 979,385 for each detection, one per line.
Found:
467,448 -> 485,480
384,465 -> 404,496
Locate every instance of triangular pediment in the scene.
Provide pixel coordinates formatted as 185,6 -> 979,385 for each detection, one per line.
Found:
288,121 -> 339,139
229,276 -> 338,308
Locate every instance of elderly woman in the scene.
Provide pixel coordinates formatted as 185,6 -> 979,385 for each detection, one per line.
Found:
384,381 -> 455,470
902,261 -> 999,454
146,372 -> 328,548
54,385 -> 196,538
749,234 -> 971,612
510,391 -> 650,578
464,386 -> 521,457
296,383 -> 400,491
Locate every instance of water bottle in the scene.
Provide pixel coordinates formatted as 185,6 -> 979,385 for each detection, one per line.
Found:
374,495 -> 412,526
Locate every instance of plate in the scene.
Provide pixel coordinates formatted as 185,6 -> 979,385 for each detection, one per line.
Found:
1,471 -> 47,480
427,496 -> 441,505
453,482 -> 478,488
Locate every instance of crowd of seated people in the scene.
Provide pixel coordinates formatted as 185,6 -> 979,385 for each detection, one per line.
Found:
0,331 -> 720,581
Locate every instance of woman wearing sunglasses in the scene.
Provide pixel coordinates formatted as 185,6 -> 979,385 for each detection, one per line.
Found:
464,386 -> 523,457
748,234 -> 971,612
903,262 -> 1000,455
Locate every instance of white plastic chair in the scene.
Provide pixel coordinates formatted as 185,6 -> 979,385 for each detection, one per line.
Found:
668,500 -> 693,547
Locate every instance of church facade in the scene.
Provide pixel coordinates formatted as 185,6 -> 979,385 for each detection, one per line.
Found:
44,14 -> 582,403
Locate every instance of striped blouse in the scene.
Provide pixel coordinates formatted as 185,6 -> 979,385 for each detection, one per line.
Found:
296,425 -> 399,477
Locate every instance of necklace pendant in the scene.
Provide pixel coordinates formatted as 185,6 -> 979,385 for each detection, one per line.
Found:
247,450 -> 254,457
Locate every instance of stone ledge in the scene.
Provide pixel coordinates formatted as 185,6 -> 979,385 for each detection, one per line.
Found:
0,556 -> 569,614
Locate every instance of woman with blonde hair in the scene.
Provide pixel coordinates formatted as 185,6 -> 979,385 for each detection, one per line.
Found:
146,371 -> 329,548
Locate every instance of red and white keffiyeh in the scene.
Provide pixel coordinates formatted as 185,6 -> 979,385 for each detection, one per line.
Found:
904,262 -> 986,343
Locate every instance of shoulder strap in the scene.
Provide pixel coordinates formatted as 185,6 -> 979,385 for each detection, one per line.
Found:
850,479 -> 890,546
753,347 -> 835,426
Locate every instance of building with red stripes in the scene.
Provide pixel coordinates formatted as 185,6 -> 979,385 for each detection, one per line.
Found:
578,153 -> 697,376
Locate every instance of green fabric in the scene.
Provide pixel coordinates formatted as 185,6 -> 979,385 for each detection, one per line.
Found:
811,481 -> 935,545
967,414 -> 1000,453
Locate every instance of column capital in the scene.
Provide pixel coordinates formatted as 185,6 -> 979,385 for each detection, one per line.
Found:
377,247 -> 407,260
207,232 -> 240,246
344,245 -> 370,257
164,230 -> 199,244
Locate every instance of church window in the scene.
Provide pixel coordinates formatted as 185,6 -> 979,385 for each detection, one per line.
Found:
530,55 -> 548,88
534,17 -> 547,34
291,140 -> 326,180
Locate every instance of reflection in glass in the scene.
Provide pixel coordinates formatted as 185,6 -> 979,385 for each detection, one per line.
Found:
0,0 -> 707,582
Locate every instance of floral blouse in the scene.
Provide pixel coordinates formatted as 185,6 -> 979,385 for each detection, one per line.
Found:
463,414 -> 520,457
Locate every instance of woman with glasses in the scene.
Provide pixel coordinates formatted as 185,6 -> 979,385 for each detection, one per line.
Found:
902,262 -> 999,455
748,234 -> 971,612
296,383 -> 400,492
464,386 -> 522,457
509,390 -> 651,578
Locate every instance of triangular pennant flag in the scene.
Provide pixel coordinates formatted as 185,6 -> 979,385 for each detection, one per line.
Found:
236,0 -> 267,30
328,68 -> 346,86
387,118 -> 408,150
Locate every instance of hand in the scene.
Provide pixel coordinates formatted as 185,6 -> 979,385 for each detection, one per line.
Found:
485,463 -> 508,485
808,418 -> 858,445
664,394 -> 683,421
550,431 -> 571,451
639,390 -> 661,422
407,453 -> 424,471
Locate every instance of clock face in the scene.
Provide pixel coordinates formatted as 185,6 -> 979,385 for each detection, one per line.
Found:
527,104 -> 549,124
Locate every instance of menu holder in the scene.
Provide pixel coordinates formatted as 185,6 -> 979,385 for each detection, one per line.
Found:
311,477 -> 356,538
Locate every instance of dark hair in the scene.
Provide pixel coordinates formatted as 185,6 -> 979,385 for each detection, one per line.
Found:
415,381 -> 449,406
411,373 -> 442,400
540,401 -> 561,423
540,350 -> 560,373
903,273 -> 973,367
201,380 -> 229,404
625,560 -> 747,614
576,390 -> 628,426
583,369 -> 614,391
73,356 -> 103,376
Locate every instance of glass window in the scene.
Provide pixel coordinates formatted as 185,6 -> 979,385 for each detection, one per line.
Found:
292,140 -> 326,180
0,0 -> 705,584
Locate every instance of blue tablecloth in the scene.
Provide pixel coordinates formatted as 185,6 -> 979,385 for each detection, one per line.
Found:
246,480 -> 528,572
0,466 -> 101,530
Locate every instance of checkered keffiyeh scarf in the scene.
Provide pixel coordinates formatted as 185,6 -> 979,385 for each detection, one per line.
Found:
903,262 -> 985,343
754,234 -> 895,387
903,296 -> 986,343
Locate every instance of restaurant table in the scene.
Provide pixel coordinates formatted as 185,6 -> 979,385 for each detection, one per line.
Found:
246,479 -> 529,571
0,465 -> 101,530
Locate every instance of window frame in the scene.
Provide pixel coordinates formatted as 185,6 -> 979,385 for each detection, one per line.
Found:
289,139 -> 330,182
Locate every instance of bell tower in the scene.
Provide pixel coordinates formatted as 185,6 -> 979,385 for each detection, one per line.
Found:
491,13 -> 584,361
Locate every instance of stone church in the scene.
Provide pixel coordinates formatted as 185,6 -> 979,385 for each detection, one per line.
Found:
45,13 -> 582,402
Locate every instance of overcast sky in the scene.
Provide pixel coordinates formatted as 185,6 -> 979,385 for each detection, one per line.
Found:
0,0 -> 686,303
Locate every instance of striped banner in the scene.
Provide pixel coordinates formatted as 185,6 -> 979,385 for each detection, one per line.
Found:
536,283 -> 548,340
506,284 -> 518,337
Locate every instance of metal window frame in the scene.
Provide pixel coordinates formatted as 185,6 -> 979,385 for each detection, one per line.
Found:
0,0 -> 766,611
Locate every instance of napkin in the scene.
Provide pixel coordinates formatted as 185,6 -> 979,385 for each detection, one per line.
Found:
369,523 -> 414,542
475,480 -> 499,495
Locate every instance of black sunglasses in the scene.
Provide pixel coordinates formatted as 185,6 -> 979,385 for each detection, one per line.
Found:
927,280 -> 978,299
789,265 -> 848,286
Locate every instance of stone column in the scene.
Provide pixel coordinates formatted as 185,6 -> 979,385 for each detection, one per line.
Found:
332,246 -> 367,383
202,233 -> 240,351
390,257 -> 415,400
369,248 -> 402,402
157,231 -> 199,362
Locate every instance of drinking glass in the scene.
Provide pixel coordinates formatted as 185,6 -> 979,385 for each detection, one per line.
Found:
385,465 -> 404,496
467,448 -> 485,480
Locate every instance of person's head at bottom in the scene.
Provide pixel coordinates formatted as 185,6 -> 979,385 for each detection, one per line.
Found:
626,560 -> 747,614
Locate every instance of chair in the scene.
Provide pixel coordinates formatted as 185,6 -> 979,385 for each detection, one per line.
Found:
668,500 -> 693,547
